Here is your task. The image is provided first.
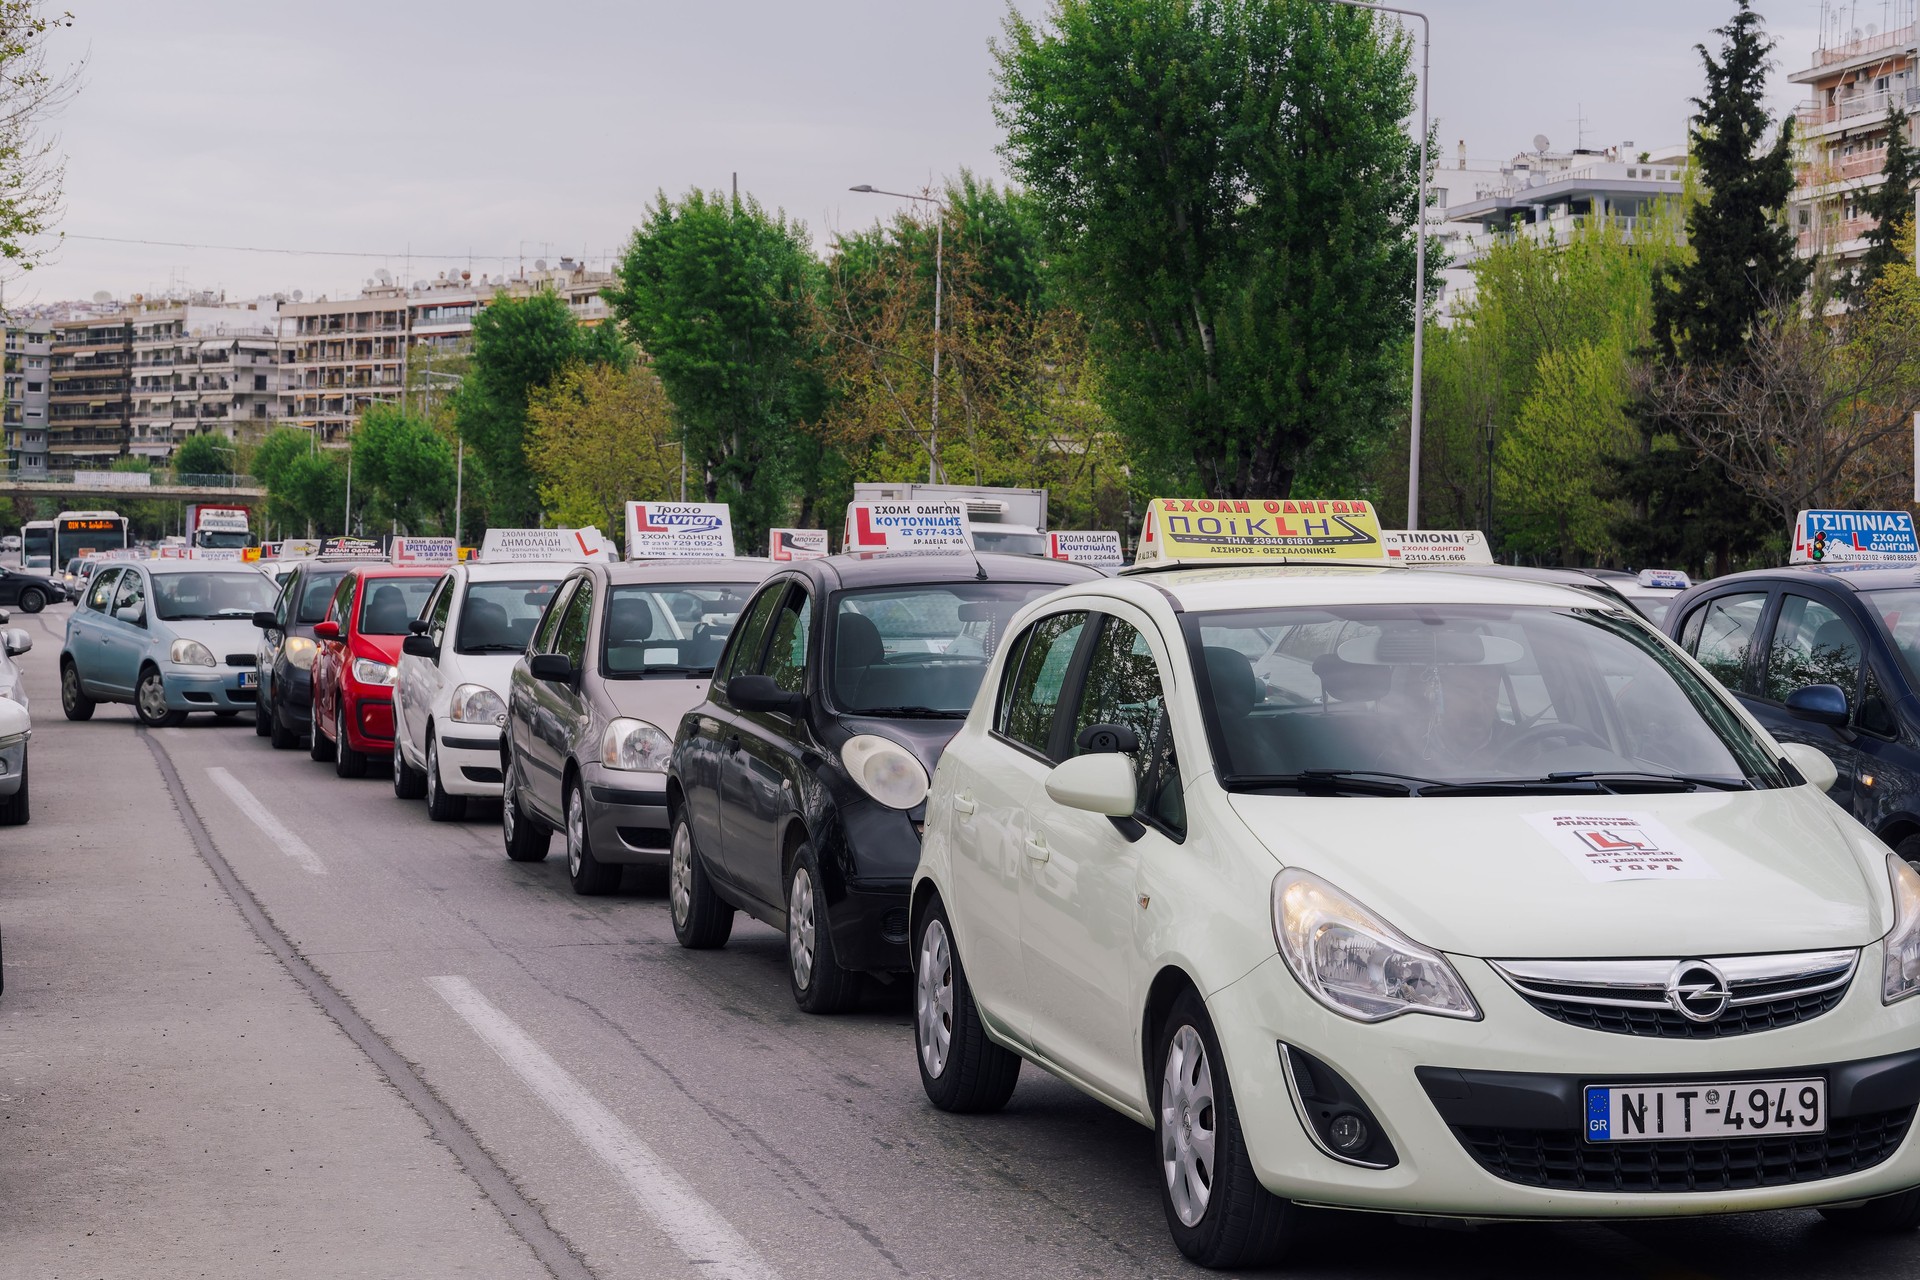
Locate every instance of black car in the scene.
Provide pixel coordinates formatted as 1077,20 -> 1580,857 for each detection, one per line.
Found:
1665,564 -> 1920,858
0,562 -> 63,614
667,551 -> 1098,1013
251,558 -> 362,748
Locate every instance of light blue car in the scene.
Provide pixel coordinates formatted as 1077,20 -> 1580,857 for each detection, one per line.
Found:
60,560 -> 279,727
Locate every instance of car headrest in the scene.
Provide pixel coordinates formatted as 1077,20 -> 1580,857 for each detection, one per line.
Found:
836,612 -> 885,668
1812,618 -> 1858,656
1202,645 -> 1259,717
608,597 -> 654,643
366,584 -> 409,633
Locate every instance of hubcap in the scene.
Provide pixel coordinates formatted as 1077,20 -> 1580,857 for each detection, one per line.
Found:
1160,1024 -> 1218,1228
567,791 -> 584,876
62,666 -> 77,707
427,740 -> 440,806
139,674 -> 167,722
670,822 -> 693,926
789,866 -> 816,990
916,919 -> 955,1078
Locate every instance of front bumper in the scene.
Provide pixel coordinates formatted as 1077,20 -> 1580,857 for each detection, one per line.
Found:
435,722 -> 505,798
163,666 -> 259,712
580,762 -> 669,865
1207,948 -> 1920,1218
342,690 -> 394,753
273,662 -> 313,732
0,734 -> 28,796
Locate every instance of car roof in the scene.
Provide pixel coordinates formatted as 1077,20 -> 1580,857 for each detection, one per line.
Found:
601,557 -> 780,586
344,565 -> 446,580
787,550 -> 1098,591
1697,564 -> 1920,593
142,559 -> 274,575
1095,563 -> 1622,614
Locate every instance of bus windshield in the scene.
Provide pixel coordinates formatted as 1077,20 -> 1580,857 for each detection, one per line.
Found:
54,512 -> 129,565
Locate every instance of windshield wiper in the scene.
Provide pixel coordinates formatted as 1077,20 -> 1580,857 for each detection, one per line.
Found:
634,664 -> 712,676
1224,770 -> 1429,797
459,643 -> 527,653
1541,770 -> 1751,793
851,704 -> 965,719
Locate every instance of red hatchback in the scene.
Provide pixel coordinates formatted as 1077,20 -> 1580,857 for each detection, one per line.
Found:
310,566 -> 444,778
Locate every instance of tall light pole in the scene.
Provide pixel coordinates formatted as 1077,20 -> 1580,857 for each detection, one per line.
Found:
851,183 -> 946,484
1319,0 -> 1429,528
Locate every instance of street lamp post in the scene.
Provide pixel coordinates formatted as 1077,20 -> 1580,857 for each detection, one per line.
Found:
1318,0 -> 1429,529
850,184 -> 946,484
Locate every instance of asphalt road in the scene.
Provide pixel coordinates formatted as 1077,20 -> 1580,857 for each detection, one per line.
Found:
5,600 -> 1920,1279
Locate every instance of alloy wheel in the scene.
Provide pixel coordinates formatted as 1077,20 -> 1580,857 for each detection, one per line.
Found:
916,918 -> 955,1079
567,790 -> 585,877
788,866 -> 817,992
1161,1024 -> 1218,1228
669,822 -> 693,927
426,740 -> 441,808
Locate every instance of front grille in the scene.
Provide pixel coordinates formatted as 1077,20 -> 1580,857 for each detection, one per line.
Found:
225,654 -> 256,668
1492,951 -> 1856,1039
1452,1107 -> 1914,1192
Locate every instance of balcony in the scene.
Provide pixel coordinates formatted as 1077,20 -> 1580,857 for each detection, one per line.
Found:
1797,86 -> 1920,130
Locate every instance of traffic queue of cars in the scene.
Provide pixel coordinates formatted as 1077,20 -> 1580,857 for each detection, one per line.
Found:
35,502 -> 1920,1269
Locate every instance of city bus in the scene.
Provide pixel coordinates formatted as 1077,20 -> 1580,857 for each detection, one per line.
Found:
53,511 -> 130,566
20,519 -> 52,570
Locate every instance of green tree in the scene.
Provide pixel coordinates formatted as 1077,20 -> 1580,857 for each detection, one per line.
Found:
350,404 -> 456,534
170,432 -> 233,478
993,0 -> 1427,498
526,360 -> 683,543
0,4 -> 76,283
1610,0 -> 1803,577
1860,107 -> 1919,290
607,188 -> 826,550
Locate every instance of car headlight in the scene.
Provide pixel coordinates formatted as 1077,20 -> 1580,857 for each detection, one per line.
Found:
450,683 -> 507,726
169,638 -> 217,668
1272,868 -> 1480,1023
840,734 -> 930,810
351,657 -> 396,686
283,635 -> 318,670
1883,854 -> 1920,1004
601,717 -> 673,772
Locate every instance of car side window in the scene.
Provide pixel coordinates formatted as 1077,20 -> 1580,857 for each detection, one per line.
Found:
86,568 -> 119,612
272,569 -> 297,626
554,577 -> 594,669
1682,592 -> 1768,693
113,570 -> 146,624
715,583 -> 785,690
426,577 -> 455,647
531,579 -> 578,654
761,588 -> 811,693
996,611 -> 1088,759
1070,616 -> 1183,836
1861,665 -> 1899,738
1764,594 -> 1861,704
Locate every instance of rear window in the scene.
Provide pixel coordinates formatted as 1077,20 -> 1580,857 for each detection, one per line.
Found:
296,569 -> 347,624
357,576 -> 438,635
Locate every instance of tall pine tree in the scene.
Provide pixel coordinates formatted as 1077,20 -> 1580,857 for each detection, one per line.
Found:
1859,105 -> 1919,289
1610,0 -> 1807,576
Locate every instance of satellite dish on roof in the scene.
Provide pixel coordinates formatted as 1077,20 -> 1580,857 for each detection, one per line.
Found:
292,290 -> 304,302
1533,134 -> 1550,154
91,291 -> 110,304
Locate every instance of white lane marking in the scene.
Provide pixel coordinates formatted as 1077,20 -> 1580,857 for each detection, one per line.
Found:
204,767 -> 327,875
427,975 -> 781,1280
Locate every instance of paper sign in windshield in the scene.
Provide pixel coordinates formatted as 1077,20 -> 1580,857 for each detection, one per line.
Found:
770,528 -> 829,561
1527,812 -> 1719,883
1382,530 -> 1493,565
843,502 -> 973,552
625,502 -> 734,559
1792,510 -> 1920,563
1047,530 -> 1125,567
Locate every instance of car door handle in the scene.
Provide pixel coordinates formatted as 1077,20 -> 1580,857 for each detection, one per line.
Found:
952,791 -> 977,816
725,734 -> 742,754
1024,834 -> 1049,862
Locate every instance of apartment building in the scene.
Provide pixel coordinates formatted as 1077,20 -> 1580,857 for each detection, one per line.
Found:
5,323 -> 51,478
47,315 -> 134,471
1789,15 -> 1920,263
129,300 -> 286,461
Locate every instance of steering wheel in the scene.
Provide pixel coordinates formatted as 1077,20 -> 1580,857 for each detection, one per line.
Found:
1497,720 -> 1609,763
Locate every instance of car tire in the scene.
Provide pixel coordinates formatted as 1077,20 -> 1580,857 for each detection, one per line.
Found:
393,740 -> 427,800
269,696 -> 300,750
1820,1187 -> 1920,1231
253,701 -> 270,736
136,667 -> 186,728
669,809 -> 733,949
565,783 -> 620,895
16,587 -> 44,614
334,727 -> 369,779
0,752 -> 30,827
425,736 -> 466,821
502,744 -> 551,863
914,894 -> 1020,1112
786,842 -> 862,1013
309,707 -> 336,762
1155,988 -> 1294,1270
60,660 -> 94,721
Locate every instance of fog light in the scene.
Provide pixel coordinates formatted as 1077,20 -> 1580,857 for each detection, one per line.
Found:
1328,1113 -> 1369,1153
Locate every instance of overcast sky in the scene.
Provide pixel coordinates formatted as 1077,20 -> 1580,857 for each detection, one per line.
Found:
18,0 -> 1831,307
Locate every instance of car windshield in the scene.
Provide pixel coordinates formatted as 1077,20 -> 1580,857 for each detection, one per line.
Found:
1187,603 -> 1788,795
456,579 -> 562,654
831,582 -> 1062,715
296,569 -> 346,624
152,571 -> 278,621
603,582 -> 756,675
357,576 -> 438,635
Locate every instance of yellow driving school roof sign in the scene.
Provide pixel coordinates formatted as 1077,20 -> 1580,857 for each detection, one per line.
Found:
1131,498 -> 1387,567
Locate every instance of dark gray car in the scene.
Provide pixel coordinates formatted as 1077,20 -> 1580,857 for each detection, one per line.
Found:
500,558 -> 775,895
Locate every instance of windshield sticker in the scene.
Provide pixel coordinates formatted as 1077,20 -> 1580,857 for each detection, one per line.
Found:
1526,812 -> 1720,883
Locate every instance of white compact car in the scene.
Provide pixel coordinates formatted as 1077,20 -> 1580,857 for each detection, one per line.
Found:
912,562 -> 1920,1268
392,561 -> 571,819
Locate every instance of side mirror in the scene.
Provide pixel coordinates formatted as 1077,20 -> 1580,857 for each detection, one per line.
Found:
1780,741 -> 1840,793
1044,752 -> 1138,817
312,620 -> 341,641
408,617 -> 430,635
1786,683 -> 1850,728
402,633 -> 439,660
0,609 -> 13,624
1075,722 -> 1140,755
729,673 -> 804,716
251,610 -> 278,630
528,652 -> 576,683
115,605 -> 145,627
2,628 -> 30,657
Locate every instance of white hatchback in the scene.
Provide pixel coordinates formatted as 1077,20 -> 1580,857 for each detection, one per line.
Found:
392,561 -> 571,819
911,564 -> 1920,1268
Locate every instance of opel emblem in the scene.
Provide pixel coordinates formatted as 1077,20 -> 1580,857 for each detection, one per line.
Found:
1665,960 -> 1732,1023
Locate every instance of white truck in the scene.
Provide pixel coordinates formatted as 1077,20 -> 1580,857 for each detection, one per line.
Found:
188,504 -> 255,553
849,482 -> 1048,557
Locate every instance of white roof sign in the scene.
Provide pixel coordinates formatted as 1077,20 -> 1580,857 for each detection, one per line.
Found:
625,502 -> 735,559
1381,529 -> 1494,566
769,528 -> 829,561
390,536 -> 457,566
843,502 -> 973,552
1046,530 -> 1124,568
478,527 -> 611,564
